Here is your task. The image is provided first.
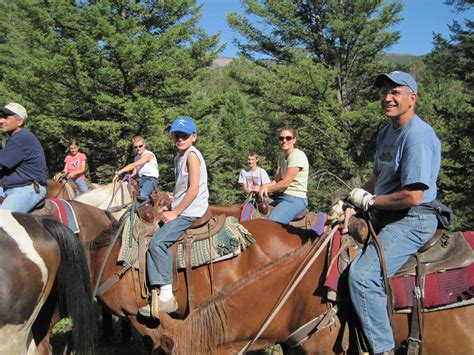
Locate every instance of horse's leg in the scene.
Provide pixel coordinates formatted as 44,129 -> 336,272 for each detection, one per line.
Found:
32,294 -> 60,355
100,306 -> 115,343
120,318 -> 132,345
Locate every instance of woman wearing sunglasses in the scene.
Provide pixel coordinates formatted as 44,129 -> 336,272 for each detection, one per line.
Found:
113,135 -> 159,201
259,127 -> 309,224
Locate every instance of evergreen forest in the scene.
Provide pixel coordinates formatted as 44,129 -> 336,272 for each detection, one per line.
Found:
0,0 -> 472,230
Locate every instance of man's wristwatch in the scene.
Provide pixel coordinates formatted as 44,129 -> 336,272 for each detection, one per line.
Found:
368,197 -> 376,208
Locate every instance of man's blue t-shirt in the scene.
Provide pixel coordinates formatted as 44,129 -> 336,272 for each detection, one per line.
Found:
0,128 -> 47,188
373,115 -> 441,203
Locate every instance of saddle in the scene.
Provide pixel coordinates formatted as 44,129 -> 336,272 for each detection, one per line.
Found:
329,217 -> 474,282
134,208 -> 254,311
395,229 -> 474,277
325,217 -> 474,355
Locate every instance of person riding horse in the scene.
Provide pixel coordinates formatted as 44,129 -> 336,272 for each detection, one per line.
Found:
0,102 -> 47,212
347,71 -> 442,355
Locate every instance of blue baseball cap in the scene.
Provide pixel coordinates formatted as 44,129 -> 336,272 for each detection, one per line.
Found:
169,117 -> 197,134
375,71 -> 418,93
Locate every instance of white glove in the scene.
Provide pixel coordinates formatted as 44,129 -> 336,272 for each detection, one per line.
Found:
348,188 -> 375,211
328,200 -> 345,221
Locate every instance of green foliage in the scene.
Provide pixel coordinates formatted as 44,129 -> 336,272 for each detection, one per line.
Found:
228,0 -> 403,111
0,0 -> 471,231
0,0 -> 220,182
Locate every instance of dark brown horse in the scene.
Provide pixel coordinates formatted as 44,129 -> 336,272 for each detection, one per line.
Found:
61,200 -> 319,351
0,210 -> 95,354
159,228 -> 474,355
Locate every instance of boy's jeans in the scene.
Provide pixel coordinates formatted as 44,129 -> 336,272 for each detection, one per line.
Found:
0,184 -> 46,213
348,212 -> 437,353
137,176 -> 157,200
147,215 -> 196,286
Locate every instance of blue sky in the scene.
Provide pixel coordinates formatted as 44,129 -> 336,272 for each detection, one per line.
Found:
198,0 -> 473,57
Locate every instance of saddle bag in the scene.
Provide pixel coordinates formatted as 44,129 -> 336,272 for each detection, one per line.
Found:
411,200 -> 453,230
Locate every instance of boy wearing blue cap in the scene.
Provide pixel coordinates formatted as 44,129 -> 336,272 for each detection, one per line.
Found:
347,71 -> 441,354
140,117 -> 209,317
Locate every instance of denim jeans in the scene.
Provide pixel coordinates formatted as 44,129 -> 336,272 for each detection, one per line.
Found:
348,212 -> 437,353
0,184 -> 46,213
137,176 -> 157,200
268,193 -> 308,224
147,215 -> 196,286
74,177 -> 89,195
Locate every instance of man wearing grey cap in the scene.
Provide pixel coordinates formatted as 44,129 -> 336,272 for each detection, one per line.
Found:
0,102 -> 47,212
346,72 -> 441,354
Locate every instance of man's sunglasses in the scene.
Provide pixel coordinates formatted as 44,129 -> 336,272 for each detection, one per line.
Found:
133,144 -> 144,149
279,136 -> 294,142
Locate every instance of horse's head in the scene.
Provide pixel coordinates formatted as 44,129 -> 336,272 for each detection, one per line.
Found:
150,189 -> 172,211
159,334 -> 176,354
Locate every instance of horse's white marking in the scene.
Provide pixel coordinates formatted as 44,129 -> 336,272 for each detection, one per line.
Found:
0,210 -> 48,355
0,324 -> 34,354
0,210 -> 48,284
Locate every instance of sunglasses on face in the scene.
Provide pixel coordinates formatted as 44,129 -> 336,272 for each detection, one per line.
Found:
133,144 -> 144,149
279,136 -> 294,142
173,132 -> 191,140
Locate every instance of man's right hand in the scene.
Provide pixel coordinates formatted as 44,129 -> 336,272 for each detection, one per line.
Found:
348,188 -> 375,211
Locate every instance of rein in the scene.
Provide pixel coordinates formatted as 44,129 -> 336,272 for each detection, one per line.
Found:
106,180 -> 131,212
92,206 -> 133,300
366,214 -> 396,338
53,177 -> 75,199
238,223 -> 339,354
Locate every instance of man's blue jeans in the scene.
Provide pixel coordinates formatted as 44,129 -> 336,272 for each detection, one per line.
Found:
268,193 -> 308,224
137,176 -> 157,200
348,212 -> 437,353
0,184 -> 46,213
147,215 -> 196,286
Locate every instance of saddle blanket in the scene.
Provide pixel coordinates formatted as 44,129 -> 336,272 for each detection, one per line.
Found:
176,216 -> 255,269
391,231 -> 474,309
324,230 -> 474,310
49,198 -> 80,234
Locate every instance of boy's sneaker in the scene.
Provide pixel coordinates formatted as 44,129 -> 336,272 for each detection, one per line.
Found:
138,295 -> 178,318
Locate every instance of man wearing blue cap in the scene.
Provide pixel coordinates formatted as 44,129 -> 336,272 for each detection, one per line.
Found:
140,117 -> 209,318
347,72 -> 441,354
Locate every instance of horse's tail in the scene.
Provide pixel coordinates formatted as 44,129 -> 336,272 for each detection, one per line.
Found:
40,216 -> 96,354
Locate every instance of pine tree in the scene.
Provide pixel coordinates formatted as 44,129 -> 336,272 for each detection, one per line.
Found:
0,0 -> 220,181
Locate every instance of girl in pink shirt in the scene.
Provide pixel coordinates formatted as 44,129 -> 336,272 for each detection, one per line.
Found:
62,138 -> 89,194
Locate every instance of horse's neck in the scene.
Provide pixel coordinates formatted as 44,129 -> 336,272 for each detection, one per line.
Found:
170,242 -> 320,353
208,204 -> 242,219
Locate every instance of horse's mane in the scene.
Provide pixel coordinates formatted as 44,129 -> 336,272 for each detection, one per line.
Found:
167,241 -> 315,354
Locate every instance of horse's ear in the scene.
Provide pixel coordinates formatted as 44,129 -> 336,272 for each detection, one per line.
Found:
160,334 -> 175,354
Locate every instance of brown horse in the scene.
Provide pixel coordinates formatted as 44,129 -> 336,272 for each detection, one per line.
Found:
46,179 -> 76,200
0,211 -> 95,354
61,200 -> 319,351
159,228 -> 474,355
